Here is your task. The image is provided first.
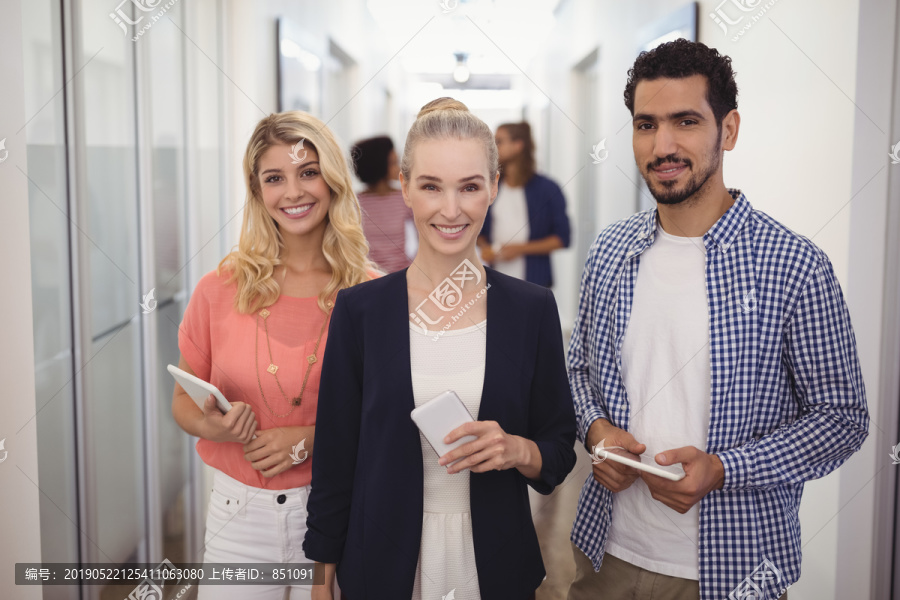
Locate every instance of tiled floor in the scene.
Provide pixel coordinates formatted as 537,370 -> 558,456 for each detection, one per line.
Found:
533,443 -> 594,600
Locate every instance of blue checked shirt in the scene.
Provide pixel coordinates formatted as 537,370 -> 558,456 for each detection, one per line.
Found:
568,190 -> 868,600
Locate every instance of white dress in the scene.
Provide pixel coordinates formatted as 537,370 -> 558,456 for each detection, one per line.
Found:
409,319 -> 486,600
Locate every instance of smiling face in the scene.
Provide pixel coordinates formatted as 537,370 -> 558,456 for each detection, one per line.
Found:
632,74 -> 734,205
257,143 -> 332,238
401,137 -> 498,258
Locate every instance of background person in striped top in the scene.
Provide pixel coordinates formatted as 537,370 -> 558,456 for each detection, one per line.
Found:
351,135 -> 415,272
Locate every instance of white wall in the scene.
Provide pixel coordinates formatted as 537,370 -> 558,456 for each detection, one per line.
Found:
0,1 -> 43,598
841,0 -> 898,597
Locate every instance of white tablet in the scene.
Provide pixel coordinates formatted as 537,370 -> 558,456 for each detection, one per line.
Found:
410,390 -> 477,463
167,364 -> 232,413
592,445 -> 686,481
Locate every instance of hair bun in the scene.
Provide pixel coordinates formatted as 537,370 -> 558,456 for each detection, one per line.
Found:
416,97 -> 469,118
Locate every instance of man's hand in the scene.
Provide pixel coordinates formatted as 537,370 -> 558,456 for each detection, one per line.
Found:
641,446 -> 725,513
586,419 -> 646,493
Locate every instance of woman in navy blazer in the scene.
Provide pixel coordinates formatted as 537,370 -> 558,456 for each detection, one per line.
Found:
478,122 -> 571,288
304,98 -> 577,600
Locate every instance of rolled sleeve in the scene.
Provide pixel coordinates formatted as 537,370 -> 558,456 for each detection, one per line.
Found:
547,180 -> 570,248
717,445 -> 750,491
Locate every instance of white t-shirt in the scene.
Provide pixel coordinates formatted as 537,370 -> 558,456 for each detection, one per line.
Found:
605,226 -> 711,580
490,184 -> 528,280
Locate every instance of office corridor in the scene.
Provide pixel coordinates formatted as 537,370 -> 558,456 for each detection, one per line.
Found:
1,1 -> 899,599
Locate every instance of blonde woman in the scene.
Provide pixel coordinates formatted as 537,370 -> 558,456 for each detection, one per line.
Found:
172,111 -> 374,600
304,99 -> 577,599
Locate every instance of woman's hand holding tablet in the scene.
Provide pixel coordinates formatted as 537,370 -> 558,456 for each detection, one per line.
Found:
168,364 -> 257,442
167,364 -> 232,412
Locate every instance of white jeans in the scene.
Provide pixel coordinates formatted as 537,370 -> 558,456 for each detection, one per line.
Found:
198,470 -> 312,600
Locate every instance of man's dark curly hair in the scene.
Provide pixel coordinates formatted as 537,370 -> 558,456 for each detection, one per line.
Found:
624,39 -> 738,129
350,135 -> 394,185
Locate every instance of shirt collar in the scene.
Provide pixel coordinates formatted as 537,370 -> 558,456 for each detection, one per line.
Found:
703,189 -> 751,253
627,209 -> 657,259
627,188 -> 750,258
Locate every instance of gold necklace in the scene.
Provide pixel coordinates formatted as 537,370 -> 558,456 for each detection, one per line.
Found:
255,300 -> 332,418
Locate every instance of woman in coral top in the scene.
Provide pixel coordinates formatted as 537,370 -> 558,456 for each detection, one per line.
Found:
172,111 -> 373,600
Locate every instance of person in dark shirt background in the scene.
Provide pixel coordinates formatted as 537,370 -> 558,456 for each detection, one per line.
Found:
478,121 -> 570,287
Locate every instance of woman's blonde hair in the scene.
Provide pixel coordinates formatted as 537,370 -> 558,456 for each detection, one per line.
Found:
219,111 -> 372,314
400,97 -> 499,182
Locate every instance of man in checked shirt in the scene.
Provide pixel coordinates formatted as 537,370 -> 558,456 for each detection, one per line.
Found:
567,39 -> 869,600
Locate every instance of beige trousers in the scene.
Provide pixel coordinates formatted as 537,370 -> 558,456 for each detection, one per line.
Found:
567,543 -> 788,600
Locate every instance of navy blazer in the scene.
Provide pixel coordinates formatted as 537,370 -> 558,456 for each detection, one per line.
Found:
303,267 -> 577,599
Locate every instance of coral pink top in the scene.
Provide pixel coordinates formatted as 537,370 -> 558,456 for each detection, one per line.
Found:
179,269 -> 365,490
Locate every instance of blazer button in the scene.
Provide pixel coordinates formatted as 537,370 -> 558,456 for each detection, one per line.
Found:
277,494 -> 287,504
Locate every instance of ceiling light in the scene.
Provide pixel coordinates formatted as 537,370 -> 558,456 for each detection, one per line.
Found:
452,52 -> 470,83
